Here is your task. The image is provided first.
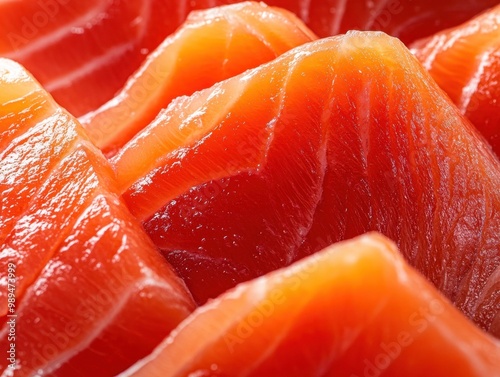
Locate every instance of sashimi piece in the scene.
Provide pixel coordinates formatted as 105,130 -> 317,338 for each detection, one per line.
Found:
81,2 -> 316,157
0,59 -> 195,376
126,0 -> 499,45
0,0 -> 183,116
411,4 -> 500,156
272,0 -> 499,44
113,31 -> 500,337
1,0 -> 495,116
121,233 -> 500,377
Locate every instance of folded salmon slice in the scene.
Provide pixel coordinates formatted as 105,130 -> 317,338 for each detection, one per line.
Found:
274,0 -> 498,44
0,59 -> 195,376
81,2 -> 316,157
0,0 -> 183,116
120,233 -> 500,377
411,4 -> 500,157
127,0 -> 498,44
113,31 -> 500,337
1,0 -> 495,116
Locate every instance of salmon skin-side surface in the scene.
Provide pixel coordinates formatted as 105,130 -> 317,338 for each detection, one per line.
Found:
81,2 -> 317,158
0,58 -> 196,377
120,233 -> 500,377
412,4 -> 500,158
113,31 -> 500,338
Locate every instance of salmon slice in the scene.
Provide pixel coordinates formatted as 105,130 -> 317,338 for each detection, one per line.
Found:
1,1 -> 495,116
411,4 -> 500,157
113,31 -> 500,337
0,0 -> 183,116
273,0 -> 498,44
0,59 -> 195,376
80,2 -> 316,157
120,233 -> 500,377
121,0 -> 499,44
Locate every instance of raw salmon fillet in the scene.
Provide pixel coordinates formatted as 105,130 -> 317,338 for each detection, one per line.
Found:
123,0 -> 499,44
121,233 -> 500,377
411,4 -> 500,157
81,2 -> 316,157
0,0 -> 182,116
1,0 -> 495,116
113,31 -> 500,337
0,59 -> 195,377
